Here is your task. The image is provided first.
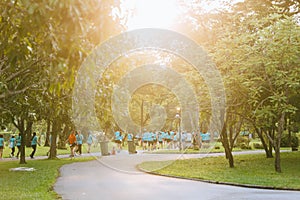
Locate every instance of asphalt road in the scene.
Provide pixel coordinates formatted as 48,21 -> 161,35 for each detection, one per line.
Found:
54,151 -> 300,200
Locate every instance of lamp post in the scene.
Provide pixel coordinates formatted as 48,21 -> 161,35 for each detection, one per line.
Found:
175,107 -> 181,151
140,99 -> 144,135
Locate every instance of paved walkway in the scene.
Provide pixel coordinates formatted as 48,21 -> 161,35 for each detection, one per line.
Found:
54,151 -> 300,200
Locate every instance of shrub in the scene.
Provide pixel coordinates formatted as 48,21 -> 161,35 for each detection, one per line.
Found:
253,143 -> 264,149
236,136 -> 250,149
281,134 -> 299,148
240,143 -> 252,150
291,135 -> 299,147
237,136 -> 250,144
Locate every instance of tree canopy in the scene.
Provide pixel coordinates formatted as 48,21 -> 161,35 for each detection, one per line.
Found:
0,0 -> 299,171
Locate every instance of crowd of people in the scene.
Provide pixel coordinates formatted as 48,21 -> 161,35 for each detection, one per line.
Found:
0,132 -> 40,159
0,129 -> 212,159
66,130 -> 94,158
114,130 -> 212,152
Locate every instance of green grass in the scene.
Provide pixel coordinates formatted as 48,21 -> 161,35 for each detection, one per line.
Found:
139,151 -> 300,190
0,157 -> 96,200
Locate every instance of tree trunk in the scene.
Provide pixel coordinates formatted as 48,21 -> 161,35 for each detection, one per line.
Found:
193,132 -> 200,150
220,124 -> 234,168
274,112 -> 285,173
49,131 -> 58,159
288,118 -> 292,148
268,130 -> 273,157
274,146 -> 281,173
20,131 -> 27,164
19,121 -> 26,164
58,125 -> 69,149
223,138 -> 234,168
12,117 -> 27,164
256,127 -> 273,158
25,121 -> 33,147
49,119 -> 61,159
44,119 -> 51,146
227,148 -> 234,168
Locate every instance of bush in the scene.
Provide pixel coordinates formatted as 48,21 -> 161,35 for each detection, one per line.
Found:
253,143 -> 264,149
281,134 -> 299,148
237,136 -> 250,144
236,136 -> 250,149
291,135 -> 299,147
240,143 -> 252,150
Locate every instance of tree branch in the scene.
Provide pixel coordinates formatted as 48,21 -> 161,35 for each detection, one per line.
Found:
0,85 -> 31,99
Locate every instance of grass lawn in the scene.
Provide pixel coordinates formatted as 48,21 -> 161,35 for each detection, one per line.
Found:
139,151 -> 300,190
0,157 -> 96,200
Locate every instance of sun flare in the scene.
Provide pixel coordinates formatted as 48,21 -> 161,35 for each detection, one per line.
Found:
122,0 -> 180,30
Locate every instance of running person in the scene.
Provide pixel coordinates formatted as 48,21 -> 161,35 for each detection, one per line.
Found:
30,132 -> 39,159
87,131 -> 93,153
0,134 -> 4,159
75,131 -> 84,155
142,131 -> 148,150
9,135 -> 16,157
114,131 -> 122,152
16,133 -> 21,158
158,132 -> 163,149
66,131 -> 77,157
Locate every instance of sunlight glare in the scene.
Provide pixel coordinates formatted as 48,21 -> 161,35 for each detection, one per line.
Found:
123,0 -> 180,30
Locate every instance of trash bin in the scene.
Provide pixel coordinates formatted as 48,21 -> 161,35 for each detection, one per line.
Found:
128,141 -> 136,154
100,141 -> 109,156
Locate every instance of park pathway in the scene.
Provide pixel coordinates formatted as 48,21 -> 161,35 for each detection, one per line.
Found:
54,151 -> 300,200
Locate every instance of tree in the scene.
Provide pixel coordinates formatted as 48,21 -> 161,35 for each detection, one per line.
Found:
213,11 -> 299,171
44,0 -> 124,158
0,0 -> 124,161
242,15 -> 300,172
194,0 -> 300,171
0,0 -> 53,164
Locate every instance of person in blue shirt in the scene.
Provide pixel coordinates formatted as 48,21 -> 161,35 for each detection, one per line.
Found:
127,133 -> 133,142
147,131 -> 154,151
158,132 -> 163,149
16,133 -> 21,158
161,131 -> 167,149
9,135 -> 16,157
114,131 -> 123,152
114,131 -> 120,142
152,131 -> 158,150
0,134 -> 5,159
165,131 -> 172,149
142,131 -> 149,150
185,132 -> 193,149
201,132 -> 211,143
87,131 -> 93,153
30,132 -> 39,159
75,131 -> 84,155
